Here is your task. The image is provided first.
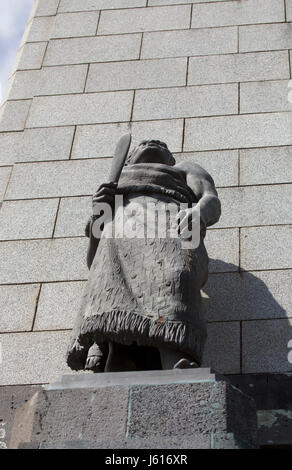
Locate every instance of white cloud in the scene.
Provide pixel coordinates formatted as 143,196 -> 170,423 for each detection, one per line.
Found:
0,0 -> 35,102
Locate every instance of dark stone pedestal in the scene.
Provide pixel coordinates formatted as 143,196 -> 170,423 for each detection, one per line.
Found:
10,369 -> 258,449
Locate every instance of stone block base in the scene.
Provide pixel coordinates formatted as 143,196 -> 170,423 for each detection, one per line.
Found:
10,369 -> 258,449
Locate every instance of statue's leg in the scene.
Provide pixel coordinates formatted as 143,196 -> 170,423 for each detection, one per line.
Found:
85,342 -> 108,373
105,342 -> 137,372
159,346 -> 198,370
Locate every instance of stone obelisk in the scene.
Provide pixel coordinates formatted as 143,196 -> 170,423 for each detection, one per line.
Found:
0,0 -> 291,449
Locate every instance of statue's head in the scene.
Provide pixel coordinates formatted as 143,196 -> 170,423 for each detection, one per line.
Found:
125,140 -> 176,166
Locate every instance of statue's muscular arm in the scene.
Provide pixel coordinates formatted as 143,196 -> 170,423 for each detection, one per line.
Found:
175,161 -> 221,228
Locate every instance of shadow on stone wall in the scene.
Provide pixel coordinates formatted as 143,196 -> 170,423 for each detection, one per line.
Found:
202,259 -> 292,375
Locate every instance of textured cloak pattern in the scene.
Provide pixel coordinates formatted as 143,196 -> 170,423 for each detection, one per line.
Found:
67,194 -> 209,371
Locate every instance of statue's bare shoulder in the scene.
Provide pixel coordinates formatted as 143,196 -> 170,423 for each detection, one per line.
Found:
174,160 -> 218,198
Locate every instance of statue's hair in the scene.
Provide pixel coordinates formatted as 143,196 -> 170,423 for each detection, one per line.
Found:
125,139 -> 175,166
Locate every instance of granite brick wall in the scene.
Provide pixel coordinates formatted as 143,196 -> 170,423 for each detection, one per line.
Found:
0,0 -> 291,385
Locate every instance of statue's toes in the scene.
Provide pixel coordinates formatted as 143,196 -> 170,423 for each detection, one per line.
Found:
85,355 -> 103,372
173,358 -> 198,369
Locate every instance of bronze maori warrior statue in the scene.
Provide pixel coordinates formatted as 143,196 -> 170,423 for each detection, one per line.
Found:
67,137 -> 221,372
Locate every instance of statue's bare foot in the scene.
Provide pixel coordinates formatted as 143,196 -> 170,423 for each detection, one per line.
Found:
85,355 -> 103,372
85,343 -> 106,373
174,358 -> 199,369
159,346 -> 199,370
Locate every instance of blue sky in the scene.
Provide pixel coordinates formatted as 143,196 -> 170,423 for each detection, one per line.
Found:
0,0 -> 34,101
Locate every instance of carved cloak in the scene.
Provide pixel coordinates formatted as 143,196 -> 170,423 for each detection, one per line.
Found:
67,164 -> 209,370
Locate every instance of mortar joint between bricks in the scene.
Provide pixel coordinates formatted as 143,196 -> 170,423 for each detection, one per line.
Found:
189,3 -> 193,29
31,283 -> 42,332
69,126 -> 77,160
22,99 -> 33,131
95,10 -> 101,36
238,82 -> 240,114
2,167 -> 13,203
238,149 -> 241,186
186,57 -> 190,86
182,118 -> 186,152
139,33 -> 144,60
52,198 -> 61,239
83,65 -> 90,93
56,0 -> 61,15
237,25 -> 239,53
130,90 -> 136,122
288,50 -> 292,79
40,40 -> 49,70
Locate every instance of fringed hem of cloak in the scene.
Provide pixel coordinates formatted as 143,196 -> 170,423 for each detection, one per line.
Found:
66,310 -> 206,371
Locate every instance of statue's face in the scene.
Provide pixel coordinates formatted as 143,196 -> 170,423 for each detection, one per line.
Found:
129,140 -> 175,166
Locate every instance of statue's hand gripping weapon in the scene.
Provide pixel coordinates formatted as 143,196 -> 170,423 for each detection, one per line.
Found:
86,133 -> 132,239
